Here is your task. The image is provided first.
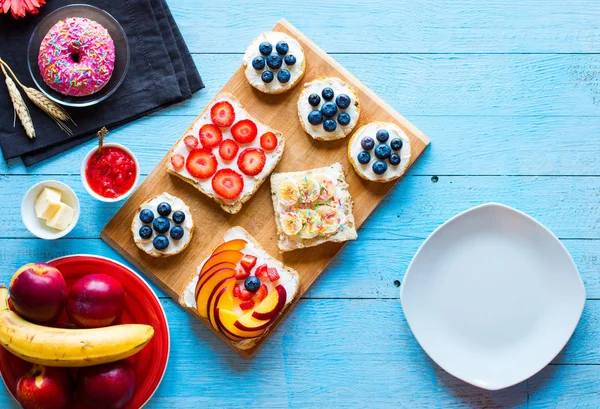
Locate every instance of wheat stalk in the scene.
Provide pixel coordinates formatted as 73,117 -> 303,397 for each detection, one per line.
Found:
0,58 -> 74,136
2,64 -> 35,139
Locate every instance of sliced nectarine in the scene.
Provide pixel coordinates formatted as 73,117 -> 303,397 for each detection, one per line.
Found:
252,284 -> 287,321
212,239 -> 247,255
195,261 -> 237,297
234,312 -> 272,332
199,250 -> 244,277
196,268 -> 236,318
207,278 -> 236,330
216,308 -> 265,339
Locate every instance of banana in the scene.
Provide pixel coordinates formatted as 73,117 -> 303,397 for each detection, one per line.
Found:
317,205 -> 341,235
297,209 -> 322,239
297,177 -> 320,204
280,212 -> 303,236
278,178 -> 300,206
0,287 -> 154,367
313,174 -> 336,201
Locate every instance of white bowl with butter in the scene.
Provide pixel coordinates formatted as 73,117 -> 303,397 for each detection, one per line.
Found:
21,181 -> 80,240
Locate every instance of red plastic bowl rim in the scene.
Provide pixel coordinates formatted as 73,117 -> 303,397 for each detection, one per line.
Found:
0,254 -> 170,409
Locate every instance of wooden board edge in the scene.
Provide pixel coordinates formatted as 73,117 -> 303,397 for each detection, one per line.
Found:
276,18 -> 431,146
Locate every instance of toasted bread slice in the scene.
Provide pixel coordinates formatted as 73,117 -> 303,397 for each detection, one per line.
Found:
270,162 -> 358,252
166,92 -> 284,214
180,226 -> 300,351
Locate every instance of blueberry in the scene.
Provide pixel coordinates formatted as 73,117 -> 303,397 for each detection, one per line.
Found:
376,129 -> 390,142
276,41 -> 289,55
308,93 -> 321,107
375,143 -> 391,159
361,137 -> 375,150
153,217 -> 170,234
308,110 -> 324,125
261,70 -> 274,83
139,225 -> 152,240
172,211 -> 185,224
266,54 -> 283,69
139,209 -> 154,224
170,225 -> 184,240
335,94 -> 351,109
277,69 -> 291,83
252,56 -> 265,70
390,138 -> 403,151
322,87 -> 334,100
244,276 -> 261,293
357,151 -> 371,164
372,160 -> 388,175
337,112 -> 351,126
259,42 -> 272,55
389,153 -> 401,166
323,119 -> 337,132
284,54 -> 296,66
157,202 -> 171,217
321,102 -> 338,118
153,235 -> 169,250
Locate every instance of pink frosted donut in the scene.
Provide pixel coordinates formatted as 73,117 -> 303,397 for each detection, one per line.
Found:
38,17 -> 115,97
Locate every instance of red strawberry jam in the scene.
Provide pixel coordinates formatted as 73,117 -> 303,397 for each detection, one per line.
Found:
85,146 -> 137,199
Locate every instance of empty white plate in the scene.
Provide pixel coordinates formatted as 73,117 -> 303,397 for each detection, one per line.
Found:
400,203 -> 585,390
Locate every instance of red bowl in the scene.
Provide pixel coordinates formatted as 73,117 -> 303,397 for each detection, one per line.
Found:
0,255 -> 170,409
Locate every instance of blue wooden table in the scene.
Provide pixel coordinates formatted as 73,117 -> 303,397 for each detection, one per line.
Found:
2,1 -> 600,407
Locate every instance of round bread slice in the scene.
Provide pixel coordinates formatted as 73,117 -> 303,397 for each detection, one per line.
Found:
242,31 -> 306,94
297,77 -> 360,141
131,192 -> 194,257
348,121 -> 412,183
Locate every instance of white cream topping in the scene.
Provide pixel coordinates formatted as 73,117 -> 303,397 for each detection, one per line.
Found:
298,77 -> 359,140
243,31 -> 305,93
349,123 -> 411,181
167,95 -> 281,204
182,227 -> 298,315
133,193 -> 193,256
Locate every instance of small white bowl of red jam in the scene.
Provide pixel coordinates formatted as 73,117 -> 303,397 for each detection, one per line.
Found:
81,143 -> 139,202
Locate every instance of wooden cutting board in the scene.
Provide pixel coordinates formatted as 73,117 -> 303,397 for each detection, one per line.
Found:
101,18 -> 430,358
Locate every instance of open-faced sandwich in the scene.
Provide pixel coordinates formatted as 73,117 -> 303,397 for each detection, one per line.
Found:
181,226 -> 299,350
167,93 -> 285,214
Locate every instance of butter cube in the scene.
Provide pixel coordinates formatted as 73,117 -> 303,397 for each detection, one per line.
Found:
35,187 -> 63,220
46,202 -> 75,231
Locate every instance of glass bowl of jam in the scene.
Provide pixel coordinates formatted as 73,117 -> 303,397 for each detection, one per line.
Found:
81,143 -> 139,202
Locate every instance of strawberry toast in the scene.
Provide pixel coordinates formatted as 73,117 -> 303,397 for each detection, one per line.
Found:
167,93 -> 285,214
181,226 -> 299,350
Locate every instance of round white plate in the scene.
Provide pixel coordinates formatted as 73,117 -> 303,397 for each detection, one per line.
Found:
400,203 -> 585,390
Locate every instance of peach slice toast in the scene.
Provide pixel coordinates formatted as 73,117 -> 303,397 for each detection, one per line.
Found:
180,226 -> 299,350
166,93 -> 285,214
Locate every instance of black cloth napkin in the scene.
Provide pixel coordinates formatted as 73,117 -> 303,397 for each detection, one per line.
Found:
0,0 -> 203,166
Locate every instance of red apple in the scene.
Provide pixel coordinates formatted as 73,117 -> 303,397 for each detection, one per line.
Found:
76,360 -> 136,409
66,274 -> 125,328
16,365 -> 72,409
10,263 -> 67,324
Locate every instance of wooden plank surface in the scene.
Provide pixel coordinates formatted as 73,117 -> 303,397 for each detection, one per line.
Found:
100,19 -> 429,357
2,0 -> 600,406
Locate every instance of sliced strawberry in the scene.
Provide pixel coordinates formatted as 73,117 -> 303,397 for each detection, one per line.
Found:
260,132 -> 278,151
184,135 -> 199,149
267,267 -> 280,282
170,153 -> 184,169
186,148 -> 217,179
239,288 -> 254,301
210,101 -> 235,127
233,284 -> 241,298
255,263 -> 268,278
218,139 -> 239,161
211,169 -> 244,199
237,148 -> 266,176
240,254 -> 257,272
240,299 -> 255,311
199,124 -> 223,149
255,284 -> 268,302
235,264 -> 250,280
231,119 -> 258,144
